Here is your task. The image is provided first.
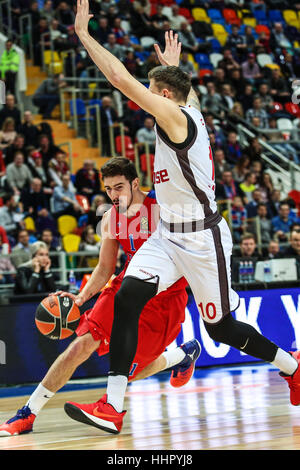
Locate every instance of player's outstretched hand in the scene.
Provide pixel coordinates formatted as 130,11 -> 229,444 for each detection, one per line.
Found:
75,0 -> 93,36
154,30 -> 181,67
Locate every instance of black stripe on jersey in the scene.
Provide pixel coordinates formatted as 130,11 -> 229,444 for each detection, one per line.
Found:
210,224 -> 231,319
157,110 -> 213,218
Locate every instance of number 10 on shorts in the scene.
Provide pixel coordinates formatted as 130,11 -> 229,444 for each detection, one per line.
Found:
198,302 -> 217,320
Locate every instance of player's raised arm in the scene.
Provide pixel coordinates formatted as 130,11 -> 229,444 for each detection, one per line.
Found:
75,0 -> 184,126
154,31 -> 201,112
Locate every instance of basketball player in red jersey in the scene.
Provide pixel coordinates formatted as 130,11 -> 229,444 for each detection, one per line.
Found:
70,0 -> 300,435
0,157 -> 200,437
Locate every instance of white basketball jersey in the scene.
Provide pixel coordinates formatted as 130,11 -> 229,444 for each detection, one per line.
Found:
153,105 -> 217,224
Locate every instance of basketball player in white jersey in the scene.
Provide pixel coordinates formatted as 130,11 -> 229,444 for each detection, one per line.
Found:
67,0 -> 300,434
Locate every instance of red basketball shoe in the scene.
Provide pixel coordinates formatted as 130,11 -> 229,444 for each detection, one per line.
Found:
0,406 -> 35,436
280,350 -> 300,406
170,339 -> 201,388
64,394 -> 126,434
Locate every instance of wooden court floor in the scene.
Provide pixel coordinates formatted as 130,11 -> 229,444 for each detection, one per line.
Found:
1,363 -> 300,451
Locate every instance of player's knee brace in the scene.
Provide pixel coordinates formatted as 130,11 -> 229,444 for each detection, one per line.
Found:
204,313 -> 278,363
109,276 -> 157,377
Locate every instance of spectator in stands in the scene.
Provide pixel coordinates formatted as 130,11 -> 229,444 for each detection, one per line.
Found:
258,172 -> 274,203
0,225 -> 10,255
28,0 -> 41,25
272,202 -> 300,242
111,17 -> 126,45
214,148 -> 231,184
33,74 -> 66,119
20,177 -> 50,218
52,173 -> 85,219
99,0 -> 116,15
129,5 -> 154,38
122,50 -> 140,77
240,83 -> 254,112
14,241 -> 56,295
231,195 -> 248,242
280,52 -> 300,82
5,133 -> 26,165
239,171 -> 257,203
228,68 -> 248,98
27,151 -> 49,186
104,33 -> 124,60
11,229 -> 32,268
6,152 -> 32,196
136,116 -> 155,150
255,82 -> 274,113
218,49 -> 240,79
245,188 -> 263,218
0,229 -> 15,284
201,82 -> 222,115
79,224 -> 101,252
267,68 -> 290,104
215,170 -> 243,201
226,131 -> 242,165
232,155 -> 251,183
20,111 -> 39,148
150,4 -> 169,39
0,94 -> 21,131
213,67 -> 226,94
225,25 -> 247,59
40,0 -> 55,23
220,83 -> 235,110
0,117 -> 17,152
257,31 -> 271,54
267,188 -> 281,219
282,230 -> 300,265
87,193 -> 108,228
205,113 -> 226,147
232,233 -> 259,282
138,51 -> 160,78
244,136 -> 262,163
100,95 -> 119,156
179,52 -> 197,79
55,1 -> 75,26
177,22 -> 200,54
0,193 -> 23,240
48,150 -> 70,187
0,40 -> 20,96
245,97 -> 269,129
169,4 -> 187,31
248,202 -> 272,244
264,239 -> 281,260
75,159 -> 101,202
0,149 -> 5,186
270,22 -> 292,54
38,134 -> 62,170
40,228 -> 61,251
244,25 -> 256,52
241,53 -> 262,83
239,233 -> 258,257
32,17 -> 50,66
95,16 -> 111,44
49,19 -> 78,52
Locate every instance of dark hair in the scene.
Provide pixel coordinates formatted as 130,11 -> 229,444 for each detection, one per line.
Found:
241,233 -> 256,243
148,66 -> 191,103
100,157 -> 138,184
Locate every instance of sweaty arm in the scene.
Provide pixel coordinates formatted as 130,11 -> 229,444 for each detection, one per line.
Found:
75,210 -> 119,305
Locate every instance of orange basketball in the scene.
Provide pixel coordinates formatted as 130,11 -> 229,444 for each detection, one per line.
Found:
35,295 -> 81,340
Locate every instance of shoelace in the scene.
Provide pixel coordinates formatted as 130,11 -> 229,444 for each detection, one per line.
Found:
7,406 -> 32,424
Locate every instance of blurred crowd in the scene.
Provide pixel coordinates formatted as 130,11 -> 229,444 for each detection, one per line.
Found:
0,0 -> 299,291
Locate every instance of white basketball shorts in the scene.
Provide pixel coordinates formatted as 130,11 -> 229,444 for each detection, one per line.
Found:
124,216 -> 240,324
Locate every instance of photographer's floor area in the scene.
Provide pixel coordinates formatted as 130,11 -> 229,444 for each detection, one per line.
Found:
1,364 -> 300,451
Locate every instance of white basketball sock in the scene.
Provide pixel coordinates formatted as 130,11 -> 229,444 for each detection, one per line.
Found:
106,375 -> 128,413
25,383 -> 55,416
272,348 -> 298,376
162,347 -> 186,369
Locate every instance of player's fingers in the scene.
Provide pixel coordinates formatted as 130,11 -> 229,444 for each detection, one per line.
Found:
165,30 -> 170,49
49,290 -> 63,296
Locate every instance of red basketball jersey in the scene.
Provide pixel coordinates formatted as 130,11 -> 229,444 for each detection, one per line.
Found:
110,190 -> 187,292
